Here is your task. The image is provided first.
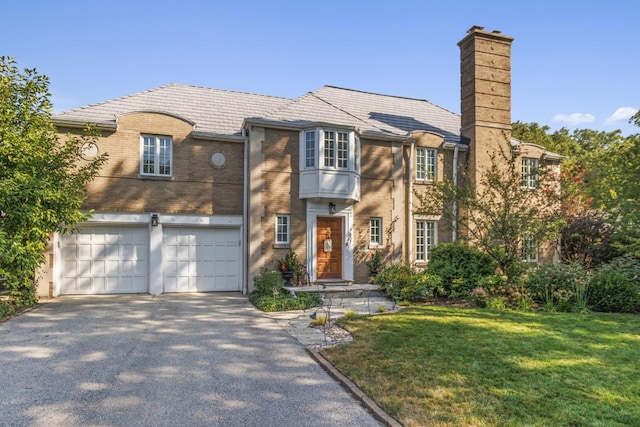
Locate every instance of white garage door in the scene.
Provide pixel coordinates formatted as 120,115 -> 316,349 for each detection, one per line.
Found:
163,227 -> 241,292
60,227 -> 149,294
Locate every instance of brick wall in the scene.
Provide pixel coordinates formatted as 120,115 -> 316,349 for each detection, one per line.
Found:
58,112 -> 244,216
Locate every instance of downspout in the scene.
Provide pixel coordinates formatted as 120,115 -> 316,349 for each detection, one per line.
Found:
408,139 -> 415,263
242,127 -> 248,295
452,143 -> 459,242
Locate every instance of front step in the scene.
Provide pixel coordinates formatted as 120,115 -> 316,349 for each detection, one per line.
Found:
283,283 -> 384,298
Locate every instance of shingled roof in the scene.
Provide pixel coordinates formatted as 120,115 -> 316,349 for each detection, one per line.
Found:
53,83 -> 462,142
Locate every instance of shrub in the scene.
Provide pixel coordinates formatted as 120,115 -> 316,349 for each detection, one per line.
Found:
373,264 -> 443,302
589,257 -> 640,313
475,276 -> 535,311
426,243 -> 496,298
525,263 -> 590,312
249,270 -> 319,312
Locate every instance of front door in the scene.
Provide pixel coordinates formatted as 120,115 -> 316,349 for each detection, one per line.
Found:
317,217 -> 342,279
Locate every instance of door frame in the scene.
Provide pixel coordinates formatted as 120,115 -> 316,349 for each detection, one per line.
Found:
305,200 -> 354,283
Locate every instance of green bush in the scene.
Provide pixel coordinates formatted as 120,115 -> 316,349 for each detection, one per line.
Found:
589,257 -> 640,313
249,270 -> 319,312
426,243 -> 496,298
373,263 -> 444,302
525,263 -> 590,312
474,275 -> 535,311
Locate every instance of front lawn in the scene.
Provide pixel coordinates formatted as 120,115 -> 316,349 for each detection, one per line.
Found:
322,306 -> 640,426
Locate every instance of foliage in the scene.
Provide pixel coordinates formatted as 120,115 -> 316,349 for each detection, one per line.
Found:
373,263 -> 444,302
364,250 -> 384,276
276,249 -> 301,273
415,142 -> 564,282
473,275 -> 535,311
525,263 -> 591,312
309,313 -> 327,326
426,242 -> 496,297
514,121 -> 640,260
249,270 -> 319,312
323,306 -> 640,427
0,57 -> 107,307
560,210 -> 620,268
589,257 -> 640,313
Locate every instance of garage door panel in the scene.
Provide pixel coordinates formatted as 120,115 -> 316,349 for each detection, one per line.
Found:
60,227 -> 149,295
163,227 -> 240,292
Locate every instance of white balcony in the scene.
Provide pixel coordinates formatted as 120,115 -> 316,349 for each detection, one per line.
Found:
299,169 -> 360,201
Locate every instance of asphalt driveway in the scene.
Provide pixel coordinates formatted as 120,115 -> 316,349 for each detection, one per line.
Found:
0,294 -> 380,426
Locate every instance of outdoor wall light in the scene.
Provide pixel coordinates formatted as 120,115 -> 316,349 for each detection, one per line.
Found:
329,203 -> 337,214
151,214 -> 159,227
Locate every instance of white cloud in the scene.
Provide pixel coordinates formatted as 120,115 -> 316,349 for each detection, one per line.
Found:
605,107 -> 638,124
551,113 -> 596,126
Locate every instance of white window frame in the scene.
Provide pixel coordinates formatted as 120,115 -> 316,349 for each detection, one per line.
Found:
304,130 -> 315,168
521,234 -> 538,262
141,135 -> 172,177
522,158 -> 539,189
415,220 -> 436,262
337,131 -> 349,169
275,214 -> 290,245
369,217 -> 382,246
324,131 -> 336,167
416,147 -> 436,181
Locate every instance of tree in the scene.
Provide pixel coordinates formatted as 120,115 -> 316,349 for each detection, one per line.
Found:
415,143 -> 564,281
0,57 -> 107,308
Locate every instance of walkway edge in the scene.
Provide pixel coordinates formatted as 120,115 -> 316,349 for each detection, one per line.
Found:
306,348 -> 403,427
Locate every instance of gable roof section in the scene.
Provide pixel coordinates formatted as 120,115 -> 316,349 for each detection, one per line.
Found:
53,83 -> 462,143
52,83 -> 292,137
252,86 -> 461,143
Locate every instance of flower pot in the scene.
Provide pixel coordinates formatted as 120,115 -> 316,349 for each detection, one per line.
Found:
281,270 -> 294,286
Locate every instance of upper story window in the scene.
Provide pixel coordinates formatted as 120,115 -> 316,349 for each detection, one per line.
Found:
369,217 -> 382,246
416,147 -> 436,181
275,214 -> 290,245
301,128 -> 357,172
522,158 -> 538,189
305,131 -> 315,168
141,135 -> 172,177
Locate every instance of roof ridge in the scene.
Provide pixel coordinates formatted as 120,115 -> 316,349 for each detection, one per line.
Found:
323,85 -> 459,117
168,83 -> 292,101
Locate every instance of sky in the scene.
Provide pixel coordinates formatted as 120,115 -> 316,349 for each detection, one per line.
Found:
2,0 -> 638,136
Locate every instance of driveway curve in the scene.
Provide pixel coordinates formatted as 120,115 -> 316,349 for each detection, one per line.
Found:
0,294 -> 380,426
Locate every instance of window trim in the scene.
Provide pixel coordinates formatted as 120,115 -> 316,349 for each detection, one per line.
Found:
369,217 -> 382,246
275,214 -> 290,246
140,135 -> 173,177
304,130 -> 316,168
416,147 -> 436,181
415,219 -> 437,262
522,157 -> 539,189
521,234 -> 538,262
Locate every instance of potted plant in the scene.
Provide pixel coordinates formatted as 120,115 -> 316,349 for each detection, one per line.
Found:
277,249 -> 300,286
365,250 -> 384,277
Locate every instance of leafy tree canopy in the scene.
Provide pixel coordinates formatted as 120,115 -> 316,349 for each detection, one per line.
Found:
0,56 -> 107,307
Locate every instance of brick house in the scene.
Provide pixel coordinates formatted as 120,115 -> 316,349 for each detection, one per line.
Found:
39,26 -> 561,296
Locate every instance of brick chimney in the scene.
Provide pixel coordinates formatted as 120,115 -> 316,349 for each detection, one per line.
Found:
458,26 -> 514,186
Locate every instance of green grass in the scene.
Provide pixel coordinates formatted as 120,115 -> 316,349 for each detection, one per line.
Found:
322,306 -> 640,427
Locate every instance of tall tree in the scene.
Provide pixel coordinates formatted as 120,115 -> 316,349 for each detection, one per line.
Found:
0,57 -> 107,308
415,143 -> 564,281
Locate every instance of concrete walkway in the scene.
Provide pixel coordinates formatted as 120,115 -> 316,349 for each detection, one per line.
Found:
0,294 -> 382,427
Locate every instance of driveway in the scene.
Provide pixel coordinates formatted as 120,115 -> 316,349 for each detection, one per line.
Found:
0,294 -> 381,426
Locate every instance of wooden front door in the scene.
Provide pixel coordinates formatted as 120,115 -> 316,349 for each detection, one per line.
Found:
316,217 -> 342,279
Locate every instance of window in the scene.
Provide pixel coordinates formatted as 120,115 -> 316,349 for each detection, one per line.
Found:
521,234 -> 538,262
275,215 -> 290,245
416,147 -> 436,181
522,158 -> 538,189
141,135 -> 172,177
305,131 -> 315,168
337,132 -> 348,168
415,220 -> 436,262
324,131 -> 335,167
369,217 -> 382,245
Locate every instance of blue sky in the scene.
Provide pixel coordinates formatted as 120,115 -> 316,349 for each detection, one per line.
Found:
3,0 -> 638,135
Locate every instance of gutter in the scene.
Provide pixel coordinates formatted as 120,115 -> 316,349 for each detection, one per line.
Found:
52,118 -> 117,131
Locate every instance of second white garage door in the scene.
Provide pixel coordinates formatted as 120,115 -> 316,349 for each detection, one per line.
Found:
163,227 -> 241,292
